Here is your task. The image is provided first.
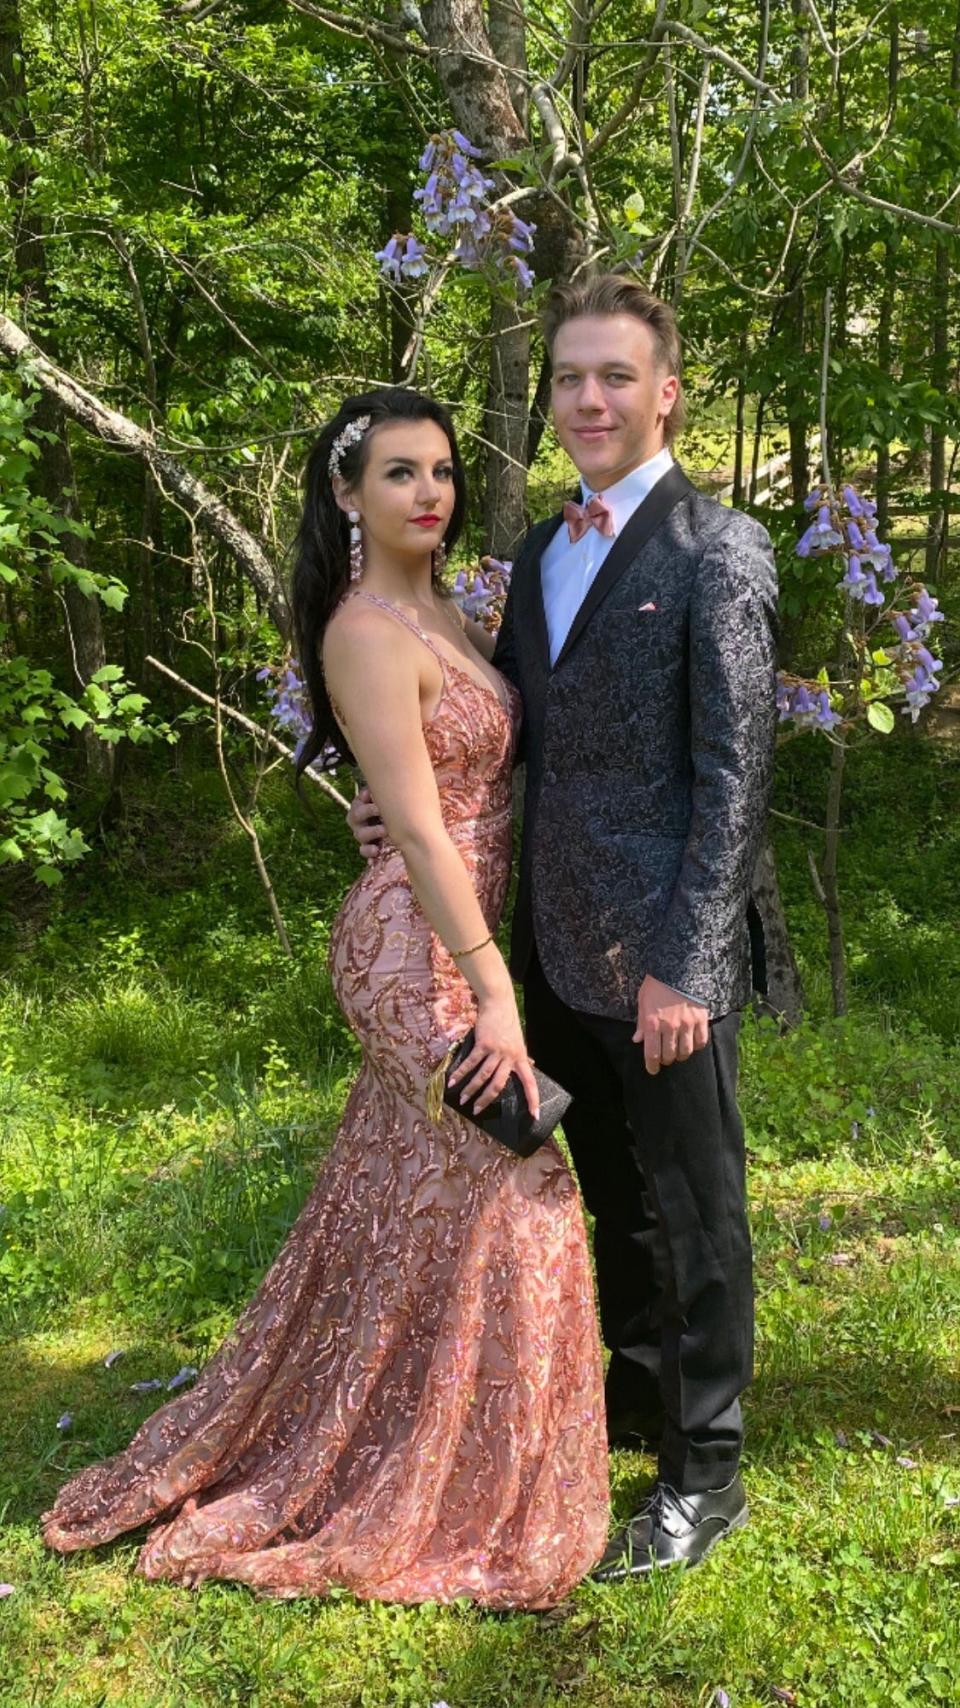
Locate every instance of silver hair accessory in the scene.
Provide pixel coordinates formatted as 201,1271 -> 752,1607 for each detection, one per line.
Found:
328,414 -> 372,479
348,509 -> 364,582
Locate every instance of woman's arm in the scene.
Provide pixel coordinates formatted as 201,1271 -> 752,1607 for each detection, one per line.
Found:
324,606 -> 537,1115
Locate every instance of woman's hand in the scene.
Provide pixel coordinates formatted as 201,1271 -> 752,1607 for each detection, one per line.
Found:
347,786 -> 386,859
447,989 -> 539,1119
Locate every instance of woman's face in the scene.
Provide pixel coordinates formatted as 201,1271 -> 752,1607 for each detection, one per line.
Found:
339,419 -> 457,561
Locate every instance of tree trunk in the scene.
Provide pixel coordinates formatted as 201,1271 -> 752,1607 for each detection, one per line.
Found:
732,337 -> 747,506
811,739 -> 847,1018
926,242 -> 950,579
752,840 -> 804,1025
482,296 -> 531,555
925,0 -> 960,578
421,0 -> 530,550
487,0 -> 528,127
876,237 -> 896,538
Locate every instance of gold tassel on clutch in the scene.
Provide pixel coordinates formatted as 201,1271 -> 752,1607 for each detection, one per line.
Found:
426,1040 -> 459,1125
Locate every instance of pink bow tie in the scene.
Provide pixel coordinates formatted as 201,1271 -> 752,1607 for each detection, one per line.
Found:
563,494 -> 615,544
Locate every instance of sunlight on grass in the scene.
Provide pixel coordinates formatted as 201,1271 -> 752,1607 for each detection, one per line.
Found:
3,762 -> 960,1705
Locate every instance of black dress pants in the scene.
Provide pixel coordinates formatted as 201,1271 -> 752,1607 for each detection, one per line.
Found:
524,950 -> 753,1494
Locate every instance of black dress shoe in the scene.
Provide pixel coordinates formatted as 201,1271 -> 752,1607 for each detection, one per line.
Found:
591,1476 -> 748,1580
606,1409 -> 663,1452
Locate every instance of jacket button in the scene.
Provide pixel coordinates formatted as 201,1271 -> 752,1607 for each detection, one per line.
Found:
544,769 -> 557,785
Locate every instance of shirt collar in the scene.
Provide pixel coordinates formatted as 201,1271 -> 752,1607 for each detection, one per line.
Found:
581,447 -> 674,533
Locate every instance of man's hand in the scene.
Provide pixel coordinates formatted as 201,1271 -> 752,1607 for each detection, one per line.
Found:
346,785 -> 386,859
634,975 -> 710,1075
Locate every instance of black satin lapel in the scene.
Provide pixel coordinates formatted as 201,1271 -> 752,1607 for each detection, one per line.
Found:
552,464 -> 695,671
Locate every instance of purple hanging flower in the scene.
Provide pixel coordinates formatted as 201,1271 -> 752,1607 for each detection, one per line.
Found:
843,483 -> 866,516
804,488 -> 824,511
839,554 -> 865,593
375,234 -> 404,282
507,254 -> 535,294
861,528 -> 893,576
56,1412 -> 73,1431
450,129 -> 483,158
815,690 -> 842,730
797,504 -> 843,556
903,663 -> 941,721
911,590 -> 944,637
401,235 -> 429,279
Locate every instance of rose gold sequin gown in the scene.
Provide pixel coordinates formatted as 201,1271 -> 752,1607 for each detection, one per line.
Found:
41,593 -> 609,1608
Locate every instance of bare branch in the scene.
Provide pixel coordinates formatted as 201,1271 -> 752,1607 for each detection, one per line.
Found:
585,0 -> 668,159
660,20 -> 784,103
145,655 -> 351,811
285,0 -> 432,57
530,81 -> 578,177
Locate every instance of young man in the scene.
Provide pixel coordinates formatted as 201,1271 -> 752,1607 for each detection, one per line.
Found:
351,274 -> 778,1575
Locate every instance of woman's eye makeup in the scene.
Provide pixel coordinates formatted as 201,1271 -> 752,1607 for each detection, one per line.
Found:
383,463 -> 454,480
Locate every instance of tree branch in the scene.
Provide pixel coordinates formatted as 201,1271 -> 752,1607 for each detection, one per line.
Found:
145,655 -> 351,810
285,0 -> 431,57
0,310 -> 290,636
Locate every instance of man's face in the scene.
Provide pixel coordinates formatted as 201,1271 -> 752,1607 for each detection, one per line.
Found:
550,313 -> 679,491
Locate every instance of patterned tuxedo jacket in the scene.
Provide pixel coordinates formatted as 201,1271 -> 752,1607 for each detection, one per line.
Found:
493,463 -> 779,1022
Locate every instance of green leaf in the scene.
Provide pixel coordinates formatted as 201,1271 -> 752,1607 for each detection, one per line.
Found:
33,863 -> 63,888
99,582 -> 128,612
90,664 -> 125,684
867,702 -> 896,734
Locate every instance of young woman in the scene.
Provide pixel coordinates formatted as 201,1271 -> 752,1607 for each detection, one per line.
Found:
42,388 -> 608,1610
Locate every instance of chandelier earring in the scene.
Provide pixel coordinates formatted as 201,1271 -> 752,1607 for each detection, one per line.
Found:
433,539 -> 448,582
348,511 -> 364,583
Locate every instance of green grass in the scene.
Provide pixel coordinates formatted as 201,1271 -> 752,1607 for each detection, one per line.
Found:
2,748 -> 960,1706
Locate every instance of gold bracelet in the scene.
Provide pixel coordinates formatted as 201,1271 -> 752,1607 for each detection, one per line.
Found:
450,933 -> 494,961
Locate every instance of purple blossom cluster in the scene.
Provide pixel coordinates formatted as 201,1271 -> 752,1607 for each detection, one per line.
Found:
777,679 -> 842,732
451,556 -> 512,631
375,130 -> 536,295
781,482 -> 947,734
799,485 -> 894,606
256,660 -> 340,772
891,591 -> 945,721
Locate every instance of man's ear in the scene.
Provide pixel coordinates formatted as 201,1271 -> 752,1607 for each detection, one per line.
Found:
659,373 -> 679,420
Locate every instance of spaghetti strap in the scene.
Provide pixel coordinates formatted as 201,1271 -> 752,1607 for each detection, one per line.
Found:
342,590 -> 450,679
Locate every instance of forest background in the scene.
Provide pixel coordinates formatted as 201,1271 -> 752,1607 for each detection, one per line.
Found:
1,1 -> 960,1705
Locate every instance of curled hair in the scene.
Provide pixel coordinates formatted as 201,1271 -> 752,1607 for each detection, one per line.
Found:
291,388 -> 467,776
541,273 -> 686,445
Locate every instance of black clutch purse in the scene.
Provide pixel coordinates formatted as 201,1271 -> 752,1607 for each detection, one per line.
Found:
427,1029 -> 572,1158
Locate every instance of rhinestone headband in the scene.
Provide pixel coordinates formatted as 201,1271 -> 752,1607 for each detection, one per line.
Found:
328,414 -> 372,479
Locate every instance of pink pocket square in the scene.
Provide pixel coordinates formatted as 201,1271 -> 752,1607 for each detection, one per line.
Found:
638,601 -> 657,613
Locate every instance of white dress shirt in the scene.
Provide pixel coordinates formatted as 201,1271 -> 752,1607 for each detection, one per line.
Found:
540,447 -> 674,666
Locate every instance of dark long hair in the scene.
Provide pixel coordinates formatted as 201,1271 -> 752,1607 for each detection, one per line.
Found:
291,388 -> 467,776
